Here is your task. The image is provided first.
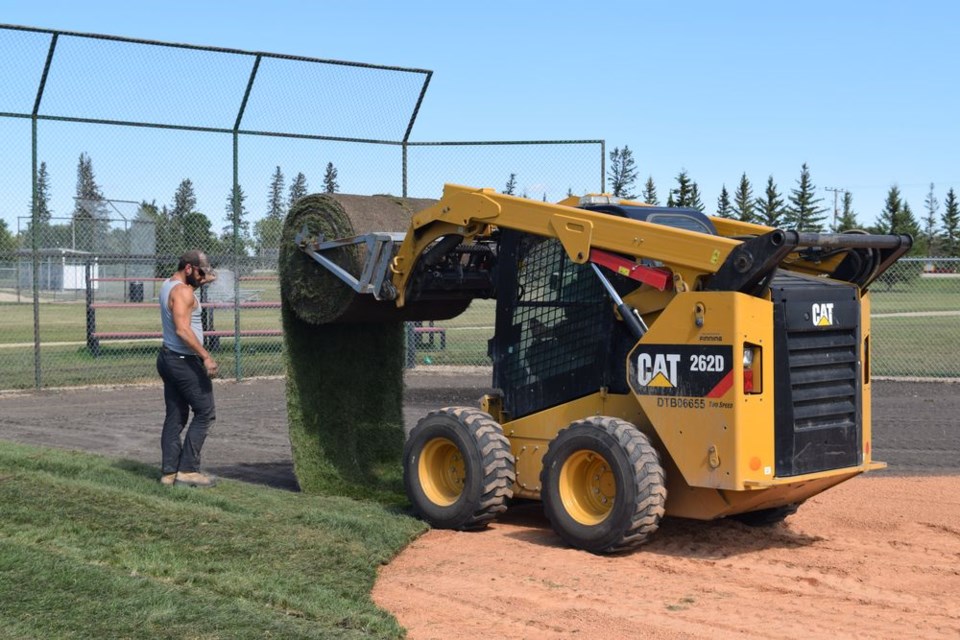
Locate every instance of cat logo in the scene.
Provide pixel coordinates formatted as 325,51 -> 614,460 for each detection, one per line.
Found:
812,302 -> 835,327
636,352 -> 681,388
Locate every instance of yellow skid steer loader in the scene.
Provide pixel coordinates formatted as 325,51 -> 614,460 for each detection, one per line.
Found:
294,184 -> 911,553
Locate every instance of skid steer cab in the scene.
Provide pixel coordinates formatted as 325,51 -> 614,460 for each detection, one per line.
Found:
296,185 -> 912,553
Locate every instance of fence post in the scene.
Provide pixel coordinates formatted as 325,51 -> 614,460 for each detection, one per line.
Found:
85,260 -> 100,357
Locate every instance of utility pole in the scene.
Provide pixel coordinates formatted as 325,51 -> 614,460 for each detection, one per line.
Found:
825,187 -> 847,232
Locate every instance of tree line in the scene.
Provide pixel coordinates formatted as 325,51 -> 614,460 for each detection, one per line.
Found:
603,145 -> 958,257
3,154 -> 342,260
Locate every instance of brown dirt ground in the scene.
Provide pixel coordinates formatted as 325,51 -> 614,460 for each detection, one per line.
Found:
2,376 -> 959,638
372,475 -> 960,640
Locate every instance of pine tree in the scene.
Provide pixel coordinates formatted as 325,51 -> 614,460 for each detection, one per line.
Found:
323,162 -> 339,194
171,179 -> 197,222
923,183 -> 940,256
35,161 -> 52,224
288,172 -> 308,207
754,176 -> 784,227
688,183 -> 703,212
267,166 -> 286,220
670,169 -> 696,208
666,191 -> 676,207
72,152 -> 107,251
732,173 -> 755,223
783,163 -> 827,231
875,185 -> 902,234
504,173 -> 517,195
73,152 -> 104,219
716,186 -> 733,218
608,146 -> 638,198
642,176 -> 659,205
168,178 -> 197,252
940,188 -> 960,257
897,201 -> 922,243
836,191 -> 860,231
223,183 -> 250,255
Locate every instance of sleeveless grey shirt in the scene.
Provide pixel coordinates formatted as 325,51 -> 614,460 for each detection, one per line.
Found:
160,278 -> 202,355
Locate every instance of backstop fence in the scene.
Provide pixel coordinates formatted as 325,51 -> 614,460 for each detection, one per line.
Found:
0,24 -> 603,390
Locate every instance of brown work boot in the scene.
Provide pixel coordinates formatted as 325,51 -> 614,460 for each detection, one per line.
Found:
174,471 -> 217,488
160,473 -> 177,486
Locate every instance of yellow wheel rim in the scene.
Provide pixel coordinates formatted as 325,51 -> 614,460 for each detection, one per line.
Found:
418,437 -> 465,507
558,450 -> 615,525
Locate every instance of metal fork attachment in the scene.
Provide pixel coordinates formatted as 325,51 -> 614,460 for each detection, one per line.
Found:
295,226 -> 405,301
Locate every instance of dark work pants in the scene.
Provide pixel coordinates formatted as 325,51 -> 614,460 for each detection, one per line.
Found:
156,347 -> 216,474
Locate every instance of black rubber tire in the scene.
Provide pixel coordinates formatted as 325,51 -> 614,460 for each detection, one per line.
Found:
731,503 -> 800,527
403,407 -> 515,530
540,416 -> 666,553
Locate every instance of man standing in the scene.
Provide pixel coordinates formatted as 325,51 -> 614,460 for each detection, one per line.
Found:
157,250 -> 219,487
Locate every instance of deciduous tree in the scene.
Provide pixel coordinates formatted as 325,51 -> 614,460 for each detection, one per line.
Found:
0,219 -> 16,253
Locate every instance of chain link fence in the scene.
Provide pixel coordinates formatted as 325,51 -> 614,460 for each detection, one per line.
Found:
2,24 -> 954,390
0,24 -> 602,390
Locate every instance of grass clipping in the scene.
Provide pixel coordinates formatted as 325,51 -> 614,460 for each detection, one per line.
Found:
279,193 -> 434,501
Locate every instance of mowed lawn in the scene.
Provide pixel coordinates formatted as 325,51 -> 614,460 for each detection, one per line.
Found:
0,440 -> 424,639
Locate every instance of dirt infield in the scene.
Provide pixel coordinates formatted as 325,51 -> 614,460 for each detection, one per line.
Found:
1,376 -> 959,638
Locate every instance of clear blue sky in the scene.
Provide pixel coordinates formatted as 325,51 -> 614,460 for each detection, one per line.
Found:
2,0 -> 958,232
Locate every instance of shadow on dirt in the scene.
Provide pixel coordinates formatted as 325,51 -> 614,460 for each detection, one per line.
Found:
494,500 -> 823,557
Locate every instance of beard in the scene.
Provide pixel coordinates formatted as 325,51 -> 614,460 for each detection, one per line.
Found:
186,271 -> 202,288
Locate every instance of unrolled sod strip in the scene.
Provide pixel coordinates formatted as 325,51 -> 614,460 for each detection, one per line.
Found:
279,193 -> 468,498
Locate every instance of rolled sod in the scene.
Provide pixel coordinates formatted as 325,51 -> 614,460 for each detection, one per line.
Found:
279,193 -> 464,500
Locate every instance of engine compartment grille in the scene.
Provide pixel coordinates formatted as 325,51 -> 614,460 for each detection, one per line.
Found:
771,273 -> 862,477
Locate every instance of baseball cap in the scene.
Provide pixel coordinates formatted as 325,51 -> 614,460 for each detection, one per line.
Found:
181,250 -> 215,276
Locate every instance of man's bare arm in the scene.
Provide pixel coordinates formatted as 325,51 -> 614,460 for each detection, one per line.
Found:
169,284 -> 219,376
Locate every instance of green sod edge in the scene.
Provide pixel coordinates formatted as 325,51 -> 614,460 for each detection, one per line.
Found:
279,194 -> 407,502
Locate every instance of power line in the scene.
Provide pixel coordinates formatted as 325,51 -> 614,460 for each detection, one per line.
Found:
825,187 -> 848,231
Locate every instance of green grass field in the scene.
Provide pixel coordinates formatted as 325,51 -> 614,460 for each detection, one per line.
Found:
869,276 -> 960,314
0,440 -> 424,639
